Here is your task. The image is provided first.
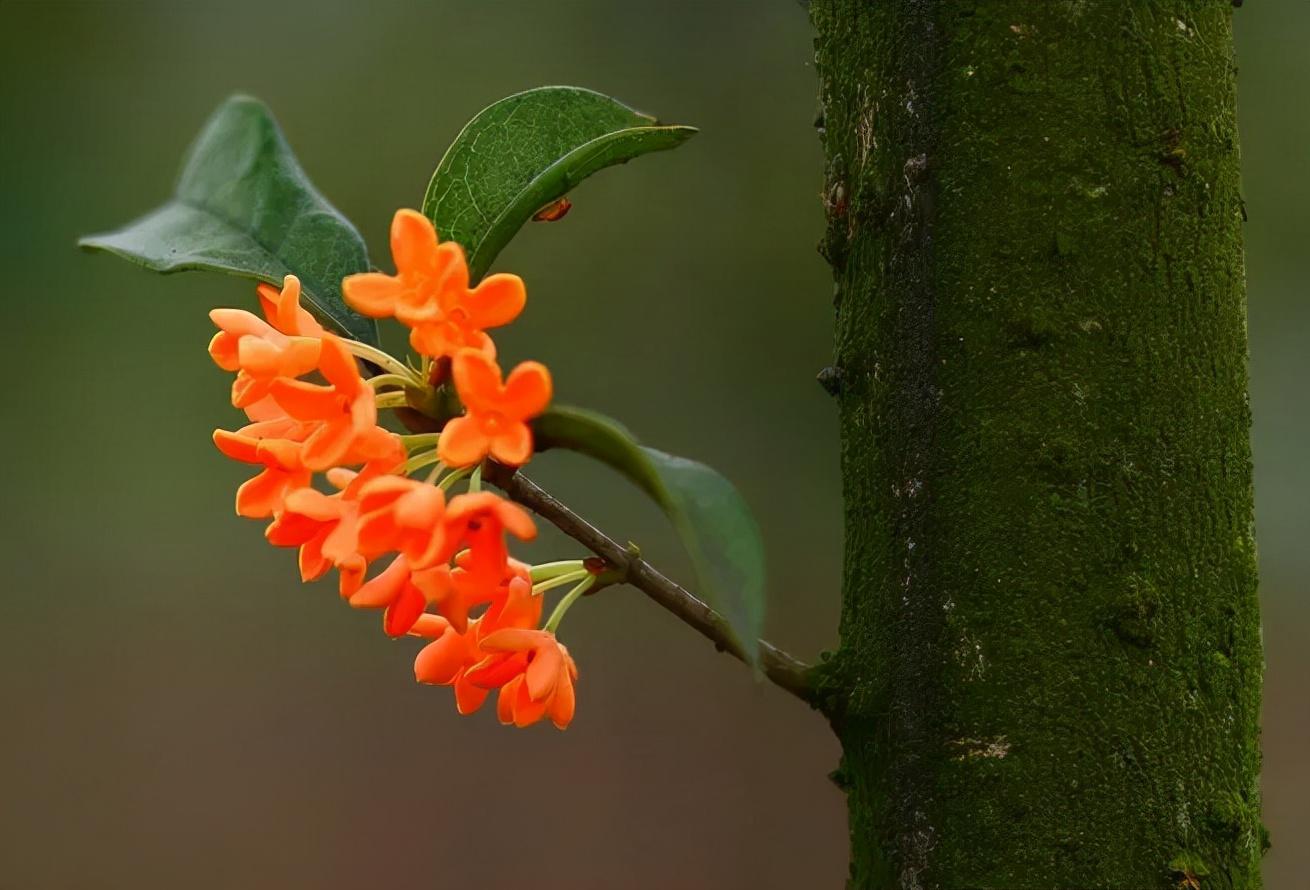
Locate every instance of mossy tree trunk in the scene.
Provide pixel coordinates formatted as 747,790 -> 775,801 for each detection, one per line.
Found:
809,2 -> 1263,887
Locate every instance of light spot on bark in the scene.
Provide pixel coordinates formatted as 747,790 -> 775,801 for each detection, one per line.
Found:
903,80 -> 917,118
954,632 -> 987,679
951,736 -> 1011,760
855,85 -> 877,171
898,810 -> 936,890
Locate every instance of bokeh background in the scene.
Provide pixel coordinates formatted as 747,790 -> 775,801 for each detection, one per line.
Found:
0,1 -> 1304,887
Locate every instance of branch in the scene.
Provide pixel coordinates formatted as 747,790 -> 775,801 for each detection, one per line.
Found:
482,462 -> 817,706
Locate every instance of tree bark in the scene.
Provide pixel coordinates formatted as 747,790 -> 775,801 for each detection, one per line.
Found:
809,2 -> 1264,888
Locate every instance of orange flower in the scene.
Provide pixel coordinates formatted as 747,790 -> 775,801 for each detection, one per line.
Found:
255,275 -> 326,339
349,554 -> 453,638
440,553 -> 534,633
241,393 -> 293,423
341,210 -> 525,358
209,276 -> 329,409
354,476 -> 449,569
268,336 -> 381,470
265,470 -> 368,595
212,425 -> 311,518
438,350 -> 551,467
441,491 -> 537,584
408,255 -> 525,361
411,614 -> 492,715
209,309 -> 322,409
413,575 -> 544,715
476,562 -> 541,631
466,628 -> 578,729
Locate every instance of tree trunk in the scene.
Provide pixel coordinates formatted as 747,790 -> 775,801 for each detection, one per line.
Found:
809,2 -> 1264,887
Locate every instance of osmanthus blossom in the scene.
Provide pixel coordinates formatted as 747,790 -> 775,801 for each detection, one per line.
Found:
207,220 -> 594,729
255,276 -> 326,339
341,209 -> 526,359
413,574 -> 546,717
212,427 -> 312,519
443,491 -> 538,583
349,554 -> 453,638
468,628 -> 579,730
266,469 -> 370,596
209,275 -> 326,409
268,337 -> 391,471
356,476 -> 450,569
438,350 -> 552,467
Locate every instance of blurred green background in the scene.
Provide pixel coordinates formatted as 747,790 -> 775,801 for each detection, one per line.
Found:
0,1 -> 1303,887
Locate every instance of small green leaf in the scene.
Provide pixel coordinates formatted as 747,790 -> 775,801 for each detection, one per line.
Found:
534,406 -> 765,661
423,86 -> 697,282
79,95 -> 378,344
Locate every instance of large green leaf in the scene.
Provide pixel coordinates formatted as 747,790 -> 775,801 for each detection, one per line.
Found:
534,406 -> 765,662
79,95 -> 378,344
423,86 -> 697,282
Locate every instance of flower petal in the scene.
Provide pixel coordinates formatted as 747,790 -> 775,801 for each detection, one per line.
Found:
282,488 -> 341,521
230,373 -> 269,410
489,422 -> 533,466
410,614 -> 449,639
437,415 -> 489,468
349,556 -> 410,609
320,512 -> 361,565
301,418 -> 354,470
342,272 -> 405,318
208,331 -> 240,371
491,498 -> 538,542
414,628 -> 468,685
264,510 -> 323,547
479,627 -> 547,653
496,676 -> 520,724
213,429 -> 259,463
235,468 -> 287,518
243,395 -> 286,423
255,282 -> 281,322
465,651 -> 530,689
337,558 -> 367,598
454,671 -> 490,715
525,642 -> 563,700
451,349 -> 503,414
511,678 -> 549,728
501,361 -> 552,420
466,273 -> 526,330
383,584 -> 426,637
298,532 -> 332,581
270,379 -> 338,420
549,673 -> 576,729
390,209 -> 438,275
317,337 -> 363,392
394,485 -> 445,530
210,308 -> 274,339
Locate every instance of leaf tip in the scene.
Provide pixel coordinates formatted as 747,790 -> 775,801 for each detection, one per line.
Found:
220,92 -> 269,112
76,232 -> 118,254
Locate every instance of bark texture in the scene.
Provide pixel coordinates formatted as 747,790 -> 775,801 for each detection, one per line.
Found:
809,2 -> 1263,888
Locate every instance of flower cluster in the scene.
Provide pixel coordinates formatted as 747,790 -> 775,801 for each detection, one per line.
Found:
208,209 -> 587,729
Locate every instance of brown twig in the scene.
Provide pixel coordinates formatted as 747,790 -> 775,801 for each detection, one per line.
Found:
482,462 -> 817,706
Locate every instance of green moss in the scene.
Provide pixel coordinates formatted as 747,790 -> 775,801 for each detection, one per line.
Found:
811,0 -> 1263,886
1170,853 -> 1211,886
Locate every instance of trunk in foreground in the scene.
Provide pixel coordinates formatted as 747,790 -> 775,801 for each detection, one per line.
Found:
809,2 -> 1264,887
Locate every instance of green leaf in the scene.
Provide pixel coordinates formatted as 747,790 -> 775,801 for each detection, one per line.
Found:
79,95 -> 378,345
423,86 -> 697,282
534,406 -> 765,662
